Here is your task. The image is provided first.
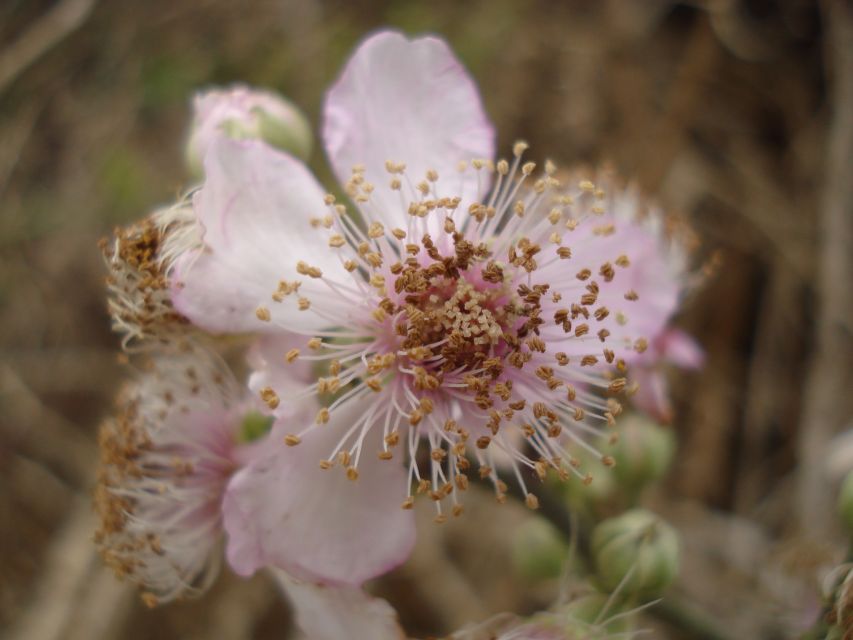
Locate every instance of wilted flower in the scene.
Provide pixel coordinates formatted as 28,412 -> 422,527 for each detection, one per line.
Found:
159,29 -> 694,586
94,346 -> 254,604
185,85 -> 313,177
100,202 -> 198,350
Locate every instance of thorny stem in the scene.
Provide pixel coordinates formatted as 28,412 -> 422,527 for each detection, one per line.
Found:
497,478 -> 736,640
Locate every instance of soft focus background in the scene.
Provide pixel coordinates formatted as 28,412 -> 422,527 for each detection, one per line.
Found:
1,1 -> 851,639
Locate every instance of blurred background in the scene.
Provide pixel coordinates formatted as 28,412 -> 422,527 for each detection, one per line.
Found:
1,1 -> 851,638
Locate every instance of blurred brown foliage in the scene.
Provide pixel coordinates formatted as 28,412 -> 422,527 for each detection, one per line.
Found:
1,1 -> 850,639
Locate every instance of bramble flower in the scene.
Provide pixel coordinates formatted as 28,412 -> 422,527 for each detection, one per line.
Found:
185,85 -> 313,177
94,346 -> 255,605
629,327 -> 704,423
100,202 -> 198,350
164,30 -> 690,587
93,341 -> 407,639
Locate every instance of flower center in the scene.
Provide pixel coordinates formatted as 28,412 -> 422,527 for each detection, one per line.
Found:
254,145 -> 647,518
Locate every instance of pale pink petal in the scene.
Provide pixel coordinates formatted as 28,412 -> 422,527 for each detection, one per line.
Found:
323,30 -> 494,229
171,137 -> 349,333
630,368 -> 673,424
246,335 -> 319,422
222,397 -> 416,586
274,571 -> 406,640
659,328 -> 704,369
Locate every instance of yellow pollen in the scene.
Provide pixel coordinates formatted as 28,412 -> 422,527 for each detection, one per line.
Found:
296,261 -> 323,278
260,387 -> 279,409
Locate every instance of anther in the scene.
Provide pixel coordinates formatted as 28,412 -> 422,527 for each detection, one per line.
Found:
607,378 -> 627,394
296,261 -> 323,278
260,387 -> 279,409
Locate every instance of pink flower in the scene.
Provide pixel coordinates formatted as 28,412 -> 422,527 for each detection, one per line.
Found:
94,342 -> 406,638
94,347 -> 257,605
630,327 -> 704,423
185,85 -> 313,177
167,30 -> 686,588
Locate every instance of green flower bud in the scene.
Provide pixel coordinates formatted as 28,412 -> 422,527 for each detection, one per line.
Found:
559,593 -> 631,633
838,470 -> 853,530
512,517 -> 569,580
603,413 -> 675,492
186,86 -> 313,177
591,509 -> 679,599
559,447 -> 618,514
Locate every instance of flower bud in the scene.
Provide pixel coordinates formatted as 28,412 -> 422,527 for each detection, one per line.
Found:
186,85 -> 312,177
558,447 -> 618,515
603,412 -> 675,491
591,509 -> 679,599
558,593 -> 631,634
512,518 -> 569,580
838,470 -> 853,530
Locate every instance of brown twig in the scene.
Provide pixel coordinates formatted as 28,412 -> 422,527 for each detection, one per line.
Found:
0,0 -> 97,94
795,0 -> 853,535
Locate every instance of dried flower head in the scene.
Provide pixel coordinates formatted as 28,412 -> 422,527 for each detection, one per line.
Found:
101,200 -> 200,350
94,347 -> 249,604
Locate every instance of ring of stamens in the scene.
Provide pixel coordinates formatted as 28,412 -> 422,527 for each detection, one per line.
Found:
256,142 -> 646,520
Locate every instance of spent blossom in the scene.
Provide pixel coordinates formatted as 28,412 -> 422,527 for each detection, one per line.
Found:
93,341 -> 406,639
94,346 -> 255,604
160,30 -> 693,586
